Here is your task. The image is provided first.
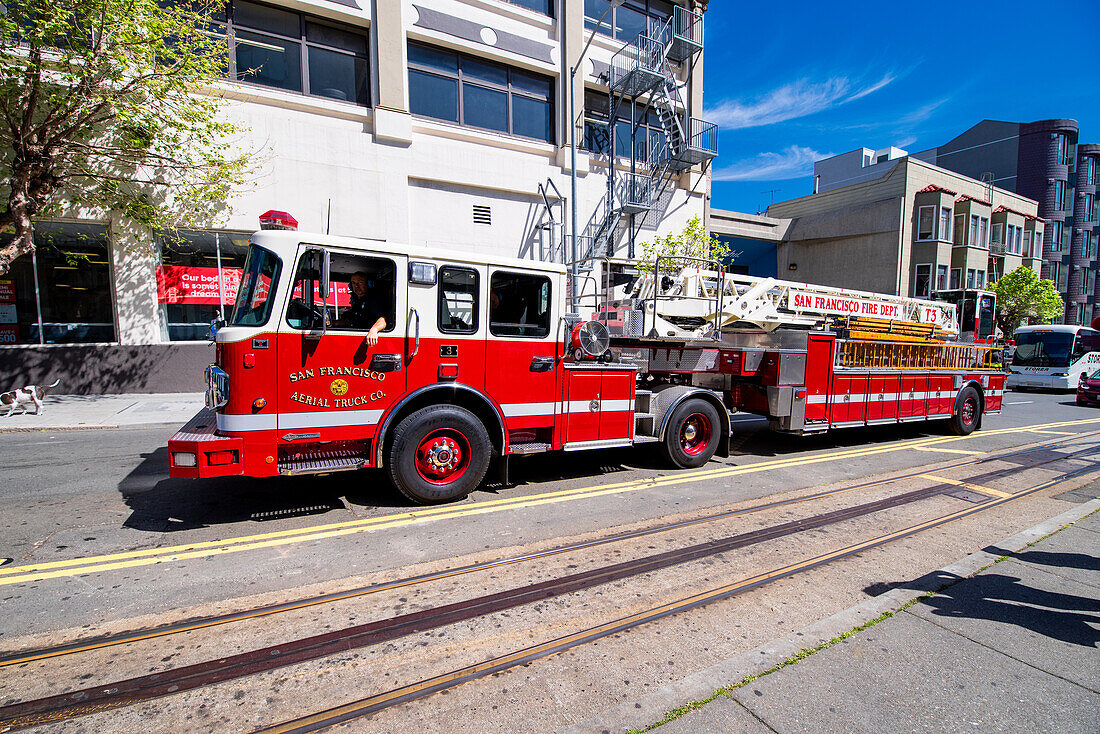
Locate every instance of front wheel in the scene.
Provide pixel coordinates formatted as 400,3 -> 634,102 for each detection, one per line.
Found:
948,385 -> 982,436
661,398 -> 722,468
388,405 -> 491,504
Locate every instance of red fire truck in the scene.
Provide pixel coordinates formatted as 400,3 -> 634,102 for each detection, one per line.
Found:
168,216 -> 1005,504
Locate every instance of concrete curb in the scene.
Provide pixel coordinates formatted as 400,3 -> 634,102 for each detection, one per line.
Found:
561,497 -> 1100,734
0,424 -> 121,433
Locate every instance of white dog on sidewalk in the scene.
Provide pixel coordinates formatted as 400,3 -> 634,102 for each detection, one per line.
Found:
1,379 -> 61,416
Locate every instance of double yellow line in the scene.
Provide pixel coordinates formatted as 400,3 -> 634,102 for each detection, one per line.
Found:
1,418 -> 1097,587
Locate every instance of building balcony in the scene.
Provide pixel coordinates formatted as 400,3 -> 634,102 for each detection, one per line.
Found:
668,117 -> 718,171
665,6 -> 704,63
610,33 -> 667,98
614,172 -> 655,214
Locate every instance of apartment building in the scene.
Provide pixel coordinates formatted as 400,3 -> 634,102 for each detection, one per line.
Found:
0,0 -> 714,391
768,156 -> 1042,300
915,119 -> 1099,325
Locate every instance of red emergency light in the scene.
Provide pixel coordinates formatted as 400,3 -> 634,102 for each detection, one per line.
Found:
259,210 -> 298,230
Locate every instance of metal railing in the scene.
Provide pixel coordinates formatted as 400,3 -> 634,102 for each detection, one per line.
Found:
666,5 -> 703,62
648,255 -> 726,340
836,340 -> 1002,371
610,32 -> 666,97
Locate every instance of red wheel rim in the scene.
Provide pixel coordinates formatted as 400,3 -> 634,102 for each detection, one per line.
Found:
414,428 -> 471,485
680,412 -> 712,456
961,398 -> 977,426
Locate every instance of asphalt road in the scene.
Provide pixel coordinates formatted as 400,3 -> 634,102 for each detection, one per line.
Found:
0,388 -> 1093,638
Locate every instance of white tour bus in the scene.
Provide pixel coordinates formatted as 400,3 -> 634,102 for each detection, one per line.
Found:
1008,324 -> 1100,390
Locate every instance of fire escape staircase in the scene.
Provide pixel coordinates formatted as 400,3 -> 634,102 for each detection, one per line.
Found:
581,6 -> 717,264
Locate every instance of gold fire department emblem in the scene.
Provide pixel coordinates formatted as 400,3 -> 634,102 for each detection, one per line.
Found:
330,378 -> 349,396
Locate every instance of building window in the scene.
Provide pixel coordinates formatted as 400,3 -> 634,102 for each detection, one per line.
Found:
950,268 -> 961,289
976,270 -> 985,288
966,268 -> 976,288
1050,221 -> 1064,253
1077,303 -> 1091,325
1055,133 -> 1073,166
0,223 -> 115,344
438,266 -> 479,334
583,90 -> 665,161
584,0 -> 672,42
1051,262 -> 1067,291
916,206 -> 935,240
991,222 -> 1003,248
969,214 -> 979,246
939,207 -> 952,242
1084,230 -> 1095,260
1053,179 -> 1066,211
1023,230 -> 1033,257
936,265 -> 948,291
505,0 -> 552,16
978,217 -> 989,248
1086,156 -> 1097,186
158,230 -> 250,341
408,43 -> 553,143
913,263 -> 932,297
954,214 -> 965,245
1084,193 -> 1095,222
218,0 -> 370,106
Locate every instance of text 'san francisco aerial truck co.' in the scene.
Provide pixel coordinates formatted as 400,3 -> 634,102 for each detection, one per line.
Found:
168,214 -> 1006,504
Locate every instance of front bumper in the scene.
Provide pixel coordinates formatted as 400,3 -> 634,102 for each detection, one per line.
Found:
168,408 -> 244,478
1007,374 -> 1072,390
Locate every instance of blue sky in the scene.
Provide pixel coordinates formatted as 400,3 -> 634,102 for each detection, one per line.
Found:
702,0 -> 1100,215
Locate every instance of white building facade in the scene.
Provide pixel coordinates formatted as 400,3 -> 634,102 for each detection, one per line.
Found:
0,0 -> 713,391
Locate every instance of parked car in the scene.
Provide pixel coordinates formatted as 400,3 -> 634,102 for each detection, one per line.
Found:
1076,369 -> 1100,406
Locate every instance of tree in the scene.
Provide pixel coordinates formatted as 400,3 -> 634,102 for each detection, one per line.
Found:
989,266 -> 1064,334
636,216 -> 735,273
0,0 -> 254,275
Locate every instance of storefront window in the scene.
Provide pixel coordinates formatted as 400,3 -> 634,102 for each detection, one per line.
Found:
0,222 -> 115,344
157,230 -> 251,341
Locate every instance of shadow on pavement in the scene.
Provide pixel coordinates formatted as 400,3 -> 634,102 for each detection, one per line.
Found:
864,552 -> 1100,648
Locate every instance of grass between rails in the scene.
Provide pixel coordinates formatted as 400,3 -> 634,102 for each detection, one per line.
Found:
632,506 -> 1099,733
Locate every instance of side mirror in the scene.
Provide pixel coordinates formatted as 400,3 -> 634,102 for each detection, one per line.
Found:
208,315 -> 226,342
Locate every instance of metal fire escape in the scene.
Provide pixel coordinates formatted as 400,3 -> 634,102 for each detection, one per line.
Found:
584,5 -> 717,261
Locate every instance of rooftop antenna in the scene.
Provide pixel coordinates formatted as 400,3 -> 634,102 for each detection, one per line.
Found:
760,188 -> 780,214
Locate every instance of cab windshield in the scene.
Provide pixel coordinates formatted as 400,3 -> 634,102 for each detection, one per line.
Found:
229,246 -> 281,326
1011,331 -> 1073,368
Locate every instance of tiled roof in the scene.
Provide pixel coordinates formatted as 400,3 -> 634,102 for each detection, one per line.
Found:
993,205 -> 1032,217
956,194 -> 992,206
916,184 -> 958,195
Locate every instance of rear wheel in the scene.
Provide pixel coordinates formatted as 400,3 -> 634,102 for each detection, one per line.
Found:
388,405 -> 491,504
948,386 -> 982,436
661,398 -> 721,468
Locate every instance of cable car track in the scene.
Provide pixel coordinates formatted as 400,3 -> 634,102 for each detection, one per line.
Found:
0,437 -> 1096,731
1,433 -> 1092,671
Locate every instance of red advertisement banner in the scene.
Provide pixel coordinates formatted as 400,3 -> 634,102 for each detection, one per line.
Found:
157,266 -> 242,305
0,280 -> 15,304
0,324 -> 18,344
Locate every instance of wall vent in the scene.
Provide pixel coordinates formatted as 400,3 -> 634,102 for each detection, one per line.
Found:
473,205 -> 492,225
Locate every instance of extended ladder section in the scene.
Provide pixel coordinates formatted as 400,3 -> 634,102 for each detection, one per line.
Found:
607,268 -> 960,340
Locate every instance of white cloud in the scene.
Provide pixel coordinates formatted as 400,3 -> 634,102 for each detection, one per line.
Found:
704,73 -> 897,130
712,146 -> 830,182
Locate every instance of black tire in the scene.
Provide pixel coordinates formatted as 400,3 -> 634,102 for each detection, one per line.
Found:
948,385 -> 982,436
388,404 -> 492,504
661,397 -> 721,468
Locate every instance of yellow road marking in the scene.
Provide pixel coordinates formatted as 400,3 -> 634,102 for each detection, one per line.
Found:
1,418 -> 1097,587
911,446 -> 983,455
1028,429 -> 1077,435
918,473 -> 1014,498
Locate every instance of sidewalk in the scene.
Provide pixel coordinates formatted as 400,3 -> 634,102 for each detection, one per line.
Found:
568,498 -> 1100,734
0,393 -> 204,432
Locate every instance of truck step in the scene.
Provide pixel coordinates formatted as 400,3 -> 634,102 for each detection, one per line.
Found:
634,411 -> 656,436
278,450 -> 367,475
635,389 -> 653,414
509,442 -> 551,455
